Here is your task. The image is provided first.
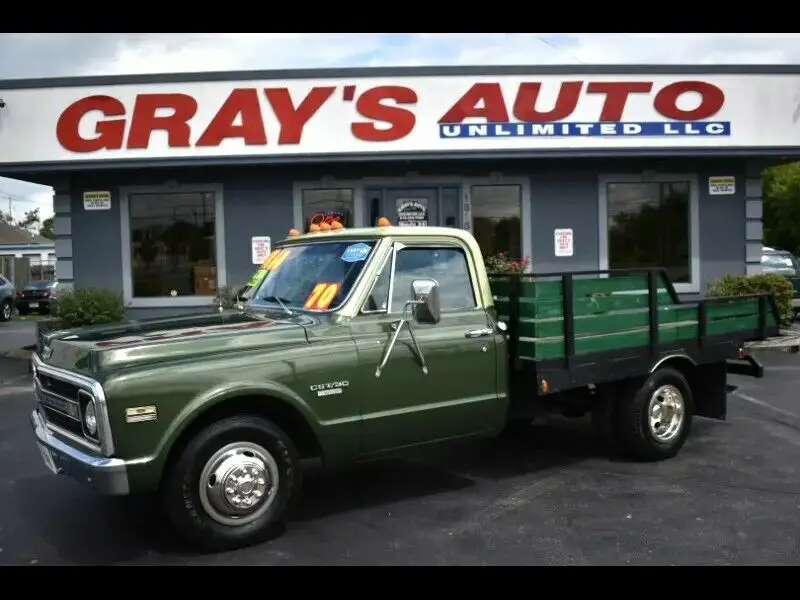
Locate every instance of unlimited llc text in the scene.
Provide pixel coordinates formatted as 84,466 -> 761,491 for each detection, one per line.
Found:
438,121 -> 732,139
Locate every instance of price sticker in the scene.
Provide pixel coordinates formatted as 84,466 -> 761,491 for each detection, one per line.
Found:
304,283 -> 341,310
262,248 -> 291,272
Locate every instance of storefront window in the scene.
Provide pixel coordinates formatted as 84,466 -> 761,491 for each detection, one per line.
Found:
129,191 -> 217,298
471,185 -> 522,259
302,189 -> 354,230
605,181 -> 691,283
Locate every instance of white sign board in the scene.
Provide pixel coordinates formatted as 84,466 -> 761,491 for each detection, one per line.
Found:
708,175 -> 736,195
3,73 -> 800,166
251,236 -> 271,265
554,228 -> 574,257
83,191 -> 111,210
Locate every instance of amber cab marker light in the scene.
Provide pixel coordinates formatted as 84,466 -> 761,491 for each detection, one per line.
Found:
331,221 -> 344,231
308,224 -> 320,233
319,222 -> 331,232
287,228 -> 300,237
377,217 -> 391,227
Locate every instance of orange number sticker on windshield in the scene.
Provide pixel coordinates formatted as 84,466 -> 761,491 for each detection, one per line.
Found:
304,283 -> 341,310
261,248 -> 290,272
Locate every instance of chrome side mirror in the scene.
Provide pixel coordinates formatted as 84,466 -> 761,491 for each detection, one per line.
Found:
410,278 -> 441,325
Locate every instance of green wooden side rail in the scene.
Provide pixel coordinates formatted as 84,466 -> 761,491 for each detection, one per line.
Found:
489,269 -> 781,363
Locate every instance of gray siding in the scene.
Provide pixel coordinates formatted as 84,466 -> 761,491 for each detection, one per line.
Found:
59,158 -> 754,318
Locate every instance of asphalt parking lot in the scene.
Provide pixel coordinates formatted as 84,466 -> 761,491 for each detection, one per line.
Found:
1,351 -> 800,565
0,319 -> 36,355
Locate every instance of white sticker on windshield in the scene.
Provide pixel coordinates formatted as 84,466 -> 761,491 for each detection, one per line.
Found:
341,243 -> 371,263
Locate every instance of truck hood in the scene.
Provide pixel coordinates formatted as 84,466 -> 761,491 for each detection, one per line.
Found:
39,310 -> 315,374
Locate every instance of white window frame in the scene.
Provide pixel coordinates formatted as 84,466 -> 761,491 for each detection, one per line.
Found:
464,177 -> 531,268
292,175 -> 531,262
119,183 -> 227,309
293,180 -> 365,230
598,173 -> 700,294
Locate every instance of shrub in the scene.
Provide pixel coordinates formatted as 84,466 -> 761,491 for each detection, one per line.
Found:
54,287 -> 125,329
485,252 -> 531,275
706,273 -> 794,327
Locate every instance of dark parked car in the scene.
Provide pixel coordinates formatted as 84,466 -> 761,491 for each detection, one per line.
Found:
761,248 -> 800,317
0,274 -> 14,322
15,279 -> 59,315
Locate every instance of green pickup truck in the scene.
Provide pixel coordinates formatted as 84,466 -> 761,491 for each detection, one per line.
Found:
30,224 -> 779,551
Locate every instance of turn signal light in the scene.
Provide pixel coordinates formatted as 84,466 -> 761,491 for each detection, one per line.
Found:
377,217 -> 391,227
287,228 -> 299,237
319,222 -> 331,232
331,221 -> 344,231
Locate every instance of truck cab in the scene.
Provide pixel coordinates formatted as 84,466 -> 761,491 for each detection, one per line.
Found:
29,221 -> 778,551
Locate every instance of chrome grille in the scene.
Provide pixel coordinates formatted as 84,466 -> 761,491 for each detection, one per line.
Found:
34,371 -> 99,447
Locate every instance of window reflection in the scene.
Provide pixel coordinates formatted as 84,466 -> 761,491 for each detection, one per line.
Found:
471,185 -> 522,259
302,189 -> 354,230
606,182 -> 690,283
129,192 -> 217,298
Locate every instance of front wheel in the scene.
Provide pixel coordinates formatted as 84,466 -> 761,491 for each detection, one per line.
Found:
616,367 -> 694,462
162,415 -> 301,551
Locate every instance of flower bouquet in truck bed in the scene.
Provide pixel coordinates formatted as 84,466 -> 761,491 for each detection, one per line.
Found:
484,252 -> 531,276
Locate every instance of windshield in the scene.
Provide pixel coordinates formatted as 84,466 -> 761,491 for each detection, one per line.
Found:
24,280 -> 53,290
249,240 -> 377,311
761,252 -> 799,275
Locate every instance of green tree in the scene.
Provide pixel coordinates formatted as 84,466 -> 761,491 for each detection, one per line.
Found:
763,162 -> 800,254
0,210 -> 13,224
39,217 -> 54,239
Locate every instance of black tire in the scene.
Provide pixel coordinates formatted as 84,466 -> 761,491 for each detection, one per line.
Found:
615,367 -> 694,462
162,415 -> 301,552
0,300 -> 12,322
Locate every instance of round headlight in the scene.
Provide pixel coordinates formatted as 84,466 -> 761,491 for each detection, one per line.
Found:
84,401 -> 98,436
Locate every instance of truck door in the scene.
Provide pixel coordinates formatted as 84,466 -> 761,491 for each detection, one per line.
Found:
351,241 -> 503,455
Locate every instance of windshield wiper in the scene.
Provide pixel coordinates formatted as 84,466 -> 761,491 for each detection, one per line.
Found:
260,295 -> 294,317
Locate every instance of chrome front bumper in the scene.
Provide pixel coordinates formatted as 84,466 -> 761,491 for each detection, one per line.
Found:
30,408 -> 130,495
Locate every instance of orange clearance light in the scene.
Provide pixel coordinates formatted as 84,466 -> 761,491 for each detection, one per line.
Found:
319,222 -> 331,232
287,228 -> 300,237
308,223 -> 320,233
377,217 -> 391,227
330,221 -> 344,231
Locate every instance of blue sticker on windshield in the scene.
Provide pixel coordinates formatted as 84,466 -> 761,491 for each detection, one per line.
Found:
341,243 -> 371,263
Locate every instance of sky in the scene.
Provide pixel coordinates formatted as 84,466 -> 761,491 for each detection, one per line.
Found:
1,32 -> 799,223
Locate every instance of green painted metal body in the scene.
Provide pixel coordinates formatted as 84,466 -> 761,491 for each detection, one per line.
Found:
35,229 -> 776,495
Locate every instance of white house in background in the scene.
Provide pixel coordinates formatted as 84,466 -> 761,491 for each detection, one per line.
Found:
0,221 -> 55,265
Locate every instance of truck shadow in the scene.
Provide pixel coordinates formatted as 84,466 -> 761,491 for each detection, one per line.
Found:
13,416 -> 641,563
292,415 -> 603,523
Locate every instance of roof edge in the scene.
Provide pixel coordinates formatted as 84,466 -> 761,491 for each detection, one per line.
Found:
2,147 -> 799,174
3,64 -> 800,90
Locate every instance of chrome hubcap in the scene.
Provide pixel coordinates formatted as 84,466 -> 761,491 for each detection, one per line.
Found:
648,384 -> 685,443
2,303 -> 10,319
198,441 -> 279,527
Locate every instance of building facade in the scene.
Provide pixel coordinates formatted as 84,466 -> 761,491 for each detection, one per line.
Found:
0,65 -> 797,318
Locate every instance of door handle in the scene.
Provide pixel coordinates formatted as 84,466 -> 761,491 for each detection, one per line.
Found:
465,328 -> 494,338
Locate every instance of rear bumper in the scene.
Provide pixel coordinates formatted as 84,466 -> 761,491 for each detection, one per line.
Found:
725,354 -> 764,378
16,299 -> 52,310
30,408 -> 130,495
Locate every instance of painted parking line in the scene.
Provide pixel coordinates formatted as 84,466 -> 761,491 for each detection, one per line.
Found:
0,385 -> 32,396
731,390 -> 800,420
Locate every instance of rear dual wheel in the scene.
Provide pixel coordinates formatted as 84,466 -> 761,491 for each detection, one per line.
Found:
593,367 -> 693,461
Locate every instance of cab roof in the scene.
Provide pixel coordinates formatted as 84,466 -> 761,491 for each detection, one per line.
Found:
279,226 -> 478,246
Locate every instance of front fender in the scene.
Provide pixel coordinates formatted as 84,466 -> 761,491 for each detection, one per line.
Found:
155,379 -> 321,460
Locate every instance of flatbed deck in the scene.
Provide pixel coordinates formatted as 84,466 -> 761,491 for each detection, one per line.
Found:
490,269 -> 781,394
